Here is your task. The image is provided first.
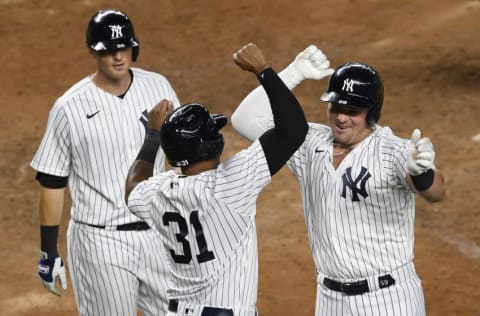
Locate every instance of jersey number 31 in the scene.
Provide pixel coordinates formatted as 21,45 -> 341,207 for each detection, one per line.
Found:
163,211 -> 215,264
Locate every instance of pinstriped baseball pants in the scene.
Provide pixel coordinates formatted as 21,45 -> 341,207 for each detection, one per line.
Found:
315,263 -> 426,316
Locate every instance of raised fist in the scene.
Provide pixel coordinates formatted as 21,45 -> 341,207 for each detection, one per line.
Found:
148,99 -> 174,130
233,43 -> 269,75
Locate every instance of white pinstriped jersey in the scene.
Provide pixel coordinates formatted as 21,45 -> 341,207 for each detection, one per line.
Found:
31,67 -> 180,226
128,141 -> 271,309
288,123 -> 414,279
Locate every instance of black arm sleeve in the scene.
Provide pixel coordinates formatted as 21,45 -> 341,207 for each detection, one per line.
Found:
258,68 -> 308,176
36,172 -> 68,189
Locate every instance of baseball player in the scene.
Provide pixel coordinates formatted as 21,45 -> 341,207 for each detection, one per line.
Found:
31,9 -> 180,315
124,43 -> 308,316
231,46 -> 446,315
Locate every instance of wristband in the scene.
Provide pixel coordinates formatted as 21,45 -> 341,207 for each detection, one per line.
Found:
411,169 -> 434,191
40,225 -> 59,253
136,129 -> 161,164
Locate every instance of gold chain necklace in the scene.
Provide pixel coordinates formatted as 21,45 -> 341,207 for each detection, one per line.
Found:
333,150 -> 347,157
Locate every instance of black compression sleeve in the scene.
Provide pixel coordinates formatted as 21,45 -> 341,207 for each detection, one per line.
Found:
136,129 -> 161,164
40,225 -> 59,254
258,68 -> 308,175
36,172 -> 68,189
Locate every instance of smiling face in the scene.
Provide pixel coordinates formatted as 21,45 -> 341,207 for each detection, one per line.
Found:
327,102 -> 373,147
92,47 -> 133,84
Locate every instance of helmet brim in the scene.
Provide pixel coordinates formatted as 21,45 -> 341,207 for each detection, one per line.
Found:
320,91 -> 340,103
320,91 -> 374,109
90,37 -> 139,52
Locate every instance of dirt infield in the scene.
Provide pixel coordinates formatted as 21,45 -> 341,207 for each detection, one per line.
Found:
1,0 -> 479,315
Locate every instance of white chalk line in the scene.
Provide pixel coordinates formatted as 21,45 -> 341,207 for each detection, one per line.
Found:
432,231 -> 480,259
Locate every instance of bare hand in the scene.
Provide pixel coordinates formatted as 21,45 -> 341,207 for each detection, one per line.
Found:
148,100 -> 174,130
233,43 -> 269,75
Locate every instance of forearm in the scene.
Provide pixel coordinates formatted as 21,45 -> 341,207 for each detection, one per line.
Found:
38,187 -> 65,253
413,169 -> 446,202
39,187 -> 65,225
258,68 -> 308,175
260,68 -> 307,136
125,129 -> 160,202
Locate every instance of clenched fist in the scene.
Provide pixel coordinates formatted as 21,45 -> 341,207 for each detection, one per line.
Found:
233,43 -> 269,75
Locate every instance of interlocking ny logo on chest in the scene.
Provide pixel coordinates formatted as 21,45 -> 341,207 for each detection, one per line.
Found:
341,166 -> 371,201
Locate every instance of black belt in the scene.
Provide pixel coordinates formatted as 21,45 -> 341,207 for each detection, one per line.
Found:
168,300 -> 234,316
323,274 -> 395,296
87,221 -> 150,231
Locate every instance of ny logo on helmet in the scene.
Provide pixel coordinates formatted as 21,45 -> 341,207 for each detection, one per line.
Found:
342,78 -> 355,93
109,25 -> 124,39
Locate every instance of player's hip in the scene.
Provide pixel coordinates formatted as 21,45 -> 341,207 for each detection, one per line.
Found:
66,219 -> 164,267
315,262 -> 420,296
314,265 -> 425,316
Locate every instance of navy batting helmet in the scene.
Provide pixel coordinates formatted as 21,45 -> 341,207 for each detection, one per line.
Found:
86,9 -> 140,61
321,62 -> 383,126
160,103 -> 228,167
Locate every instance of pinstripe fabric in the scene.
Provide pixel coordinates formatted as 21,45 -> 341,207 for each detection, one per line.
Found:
31,68 -> 180,226
128,141 -> 270,315
31,67 -> 180,315
315,264 -> 425,316
288,123 -> 425,315
67,221 -> 170,315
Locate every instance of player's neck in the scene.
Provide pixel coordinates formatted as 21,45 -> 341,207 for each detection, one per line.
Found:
182,159 -> 219,176
91,70 -> 132,97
